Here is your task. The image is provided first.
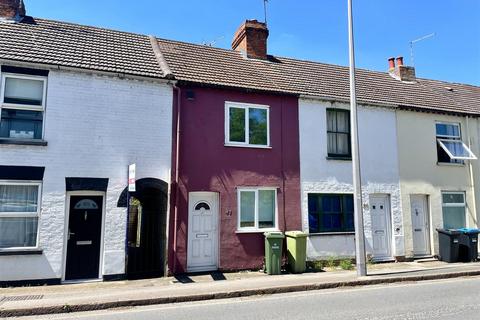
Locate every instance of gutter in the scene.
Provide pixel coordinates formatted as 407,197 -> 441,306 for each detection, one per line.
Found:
0,59 -> 176,84
299,94 -> 398,110
299,95 -> 480,118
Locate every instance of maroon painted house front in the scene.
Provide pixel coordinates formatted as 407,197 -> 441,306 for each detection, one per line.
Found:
168,85 -> 301,273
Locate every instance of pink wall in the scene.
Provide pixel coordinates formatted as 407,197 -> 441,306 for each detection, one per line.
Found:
169,85 -> 301,273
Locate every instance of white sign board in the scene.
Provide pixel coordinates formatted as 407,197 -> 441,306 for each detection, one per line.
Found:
128,163 -> 136,192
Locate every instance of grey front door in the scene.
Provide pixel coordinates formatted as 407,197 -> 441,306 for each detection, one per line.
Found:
411,195 -> 430,256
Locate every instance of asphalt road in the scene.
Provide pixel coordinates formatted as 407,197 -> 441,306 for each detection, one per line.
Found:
21,276 -> 480,320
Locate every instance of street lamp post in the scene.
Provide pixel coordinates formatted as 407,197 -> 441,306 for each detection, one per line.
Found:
347,0 -> 367,277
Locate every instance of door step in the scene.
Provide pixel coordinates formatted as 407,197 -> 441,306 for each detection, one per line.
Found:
371,257 -> 396,263
414,256 -> 437,263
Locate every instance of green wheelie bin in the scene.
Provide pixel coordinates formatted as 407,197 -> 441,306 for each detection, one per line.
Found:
285,231 -> 307,273
264,231 -> 284,275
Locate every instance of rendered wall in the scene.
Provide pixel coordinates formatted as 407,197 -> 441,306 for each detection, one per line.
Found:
0,67 -> 172,281
396,111 -> 479,257
170,86 -> 301,273
299,99 -> 403,260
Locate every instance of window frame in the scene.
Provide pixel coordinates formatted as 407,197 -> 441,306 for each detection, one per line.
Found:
441,191 -> 466,229
1,73 -> 47,111
236,187 -> 278,232
0,180 -> 42,251
437,139 -> 477,160
225,101 -> 270,148
435,122 -> 476,163
326,108 -> 351,158
307,193 -> 355,234
0,73 -> 47,141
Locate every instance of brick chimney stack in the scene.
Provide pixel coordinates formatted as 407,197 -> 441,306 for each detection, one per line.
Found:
388,56 -> 416,82
0,0 -> 26,22
232,20 -> 269,60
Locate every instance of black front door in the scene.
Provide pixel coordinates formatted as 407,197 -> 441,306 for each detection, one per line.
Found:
65,196 -> 103,281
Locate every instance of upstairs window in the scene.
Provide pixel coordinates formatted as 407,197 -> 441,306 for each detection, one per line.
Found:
0,73 -> 47,140
327,109 -> 351,158
436,122 -> 476,164
225,102 -> 270,147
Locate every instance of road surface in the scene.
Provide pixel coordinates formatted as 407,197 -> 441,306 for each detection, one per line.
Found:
21,276 -> 480,320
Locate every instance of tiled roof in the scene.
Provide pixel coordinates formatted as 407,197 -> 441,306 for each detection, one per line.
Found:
157,38 -> 480,115
0,17 -> 164,78
0,16 -> 478,115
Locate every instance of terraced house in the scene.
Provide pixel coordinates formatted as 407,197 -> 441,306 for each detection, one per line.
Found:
0,1 -> 175,284
0,0 -> 479,285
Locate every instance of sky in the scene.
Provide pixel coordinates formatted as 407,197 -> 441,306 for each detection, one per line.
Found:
27,0 -> 480,85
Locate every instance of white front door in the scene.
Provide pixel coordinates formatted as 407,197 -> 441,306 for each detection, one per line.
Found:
187,192 -> 219,272
370,195 -> 392,259
410,195 -> 430,256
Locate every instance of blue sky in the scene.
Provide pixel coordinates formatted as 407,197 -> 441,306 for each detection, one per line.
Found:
28,0 -> 480,85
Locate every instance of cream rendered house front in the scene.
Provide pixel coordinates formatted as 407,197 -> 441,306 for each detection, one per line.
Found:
396,110 -> 479,258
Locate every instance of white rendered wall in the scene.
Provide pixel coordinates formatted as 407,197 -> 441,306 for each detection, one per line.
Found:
299,99 -> 403,260
0,67 -> 173,281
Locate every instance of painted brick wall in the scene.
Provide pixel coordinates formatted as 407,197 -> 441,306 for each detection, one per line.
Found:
0,67 -> 172,281
299,99 -> 404,260
170,86 -> 301,273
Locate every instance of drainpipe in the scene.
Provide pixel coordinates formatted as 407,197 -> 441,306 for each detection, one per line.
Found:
466,116 -> 478,227
172,84 -> 182,273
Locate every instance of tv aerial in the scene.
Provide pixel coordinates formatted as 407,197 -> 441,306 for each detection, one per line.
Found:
409,33 -> 435,67
264,0 -> 269,25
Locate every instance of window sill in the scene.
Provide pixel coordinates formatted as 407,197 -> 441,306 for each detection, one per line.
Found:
0,138 -> 48,146
326,156 -> 352,161
236,229 -> 280,234
0,248 -> 43,256
436,162 -> 465,167
308,232 -> 355,236
224,143 -> 272,149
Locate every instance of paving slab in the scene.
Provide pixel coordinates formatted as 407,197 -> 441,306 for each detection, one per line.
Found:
0,261 -> 479,318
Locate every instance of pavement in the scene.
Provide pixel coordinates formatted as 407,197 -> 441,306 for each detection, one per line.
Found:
23,276 -> 480,320
1,261 -> 480,318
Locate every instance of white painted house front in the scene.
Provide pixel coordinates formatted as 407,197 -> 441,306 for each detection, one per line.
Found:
299,98 -> 404,261
0,65 -> 173,283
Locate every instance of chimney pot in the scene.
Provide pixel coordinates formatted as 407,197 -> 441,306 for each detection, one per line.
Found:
396,56 -> 404,66
0,0 -> 26,22
388,57 -> 395,69
232,19 -> 269,60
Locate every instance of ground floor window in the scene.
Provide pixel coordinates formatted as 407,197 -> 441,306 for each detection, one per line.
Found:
308,193 -> 354,233
442,191 -> 466,229
237,188 -> 277,231
0,182 -> 41,249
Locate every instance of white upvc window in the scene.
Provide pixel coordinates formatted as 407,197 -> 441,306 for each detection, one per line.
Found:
0,181 -> 42,250
225,102 -> 270,148
435,122 -> 476,163
237,187 -> 278,232
0,73 -> 47,140
441,191 -> 466,229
